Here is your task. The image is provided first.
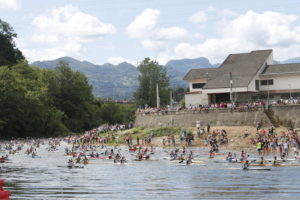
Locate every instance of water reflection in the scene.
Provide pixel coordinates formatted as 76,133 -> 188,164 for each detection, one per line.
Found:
0,145 -> 300,199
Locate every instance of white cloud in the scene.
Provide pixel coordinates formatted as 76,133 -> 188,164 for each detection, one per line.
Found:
0,0 -> 20,9
126,8 -> 159,39
107,56 -> 136,65
22,42 -> 84,62
189,11 -> 207,24
24,5 -> 115,62
155,27 -> 188,40
126,9 -> 188,52
174,10 -> 300,62
32,5 -> 115,43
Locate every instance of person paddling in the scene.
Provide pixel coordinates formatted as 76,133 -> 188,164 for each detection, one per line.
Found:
259,157 -> 264,165
272,156 -> 278,166
242,160 -> 250,170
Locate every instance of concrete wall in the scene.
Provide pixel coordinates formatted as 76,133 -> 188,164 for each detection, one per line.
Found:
260,74 -> 300,91
188,79 -> 207,92
135,110 -> 271,128
185,93 -> 209,107
271,105 -> 300,128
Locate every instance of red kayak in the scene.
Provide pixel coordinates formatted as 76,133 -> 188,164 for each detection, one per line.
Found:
0,179 -> 10,199
129,149 -> 137,152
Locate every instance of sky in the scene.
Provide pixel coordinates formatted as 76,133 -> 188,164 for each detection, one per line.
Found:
1,0 -> 300,65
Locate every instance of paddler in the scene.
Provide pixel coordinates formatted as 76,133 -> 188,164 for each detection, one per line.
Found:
242,160 -> 250,170
186,157 -> 192,165
68,159 -> 74,167
120,156 -> 127,163
83,156 -> 89,165
227,152 -> 233,163
138,152 -> 143,161
272,156 -> 278,166
259,157 -> 264,165
144,154 -> 150,160
209,150 -> 214,158
76,155 -> 81,164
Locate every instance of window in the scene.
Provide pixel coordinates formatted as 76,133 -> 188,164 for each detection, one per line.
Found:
255,80 -> 259,90
260,79 -> 273,86
192,83 -> 205,89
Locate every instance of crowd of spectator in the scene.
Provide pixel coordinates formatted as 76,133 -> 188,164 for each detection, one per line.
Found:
136,97 -> 300,115
249,125 -> 299,157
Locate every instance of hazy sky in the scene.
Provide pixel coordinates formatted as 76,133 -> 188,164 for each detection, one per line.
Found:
1,0 -> 300,65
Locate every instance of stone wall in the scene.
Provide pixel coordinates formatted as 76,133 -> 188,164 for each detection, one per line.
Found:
271,105 -> 300,128
135,110 -> 271,128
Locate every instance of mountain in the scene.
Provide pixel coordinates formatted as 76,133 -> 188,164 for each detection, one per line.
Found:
165,57 -> 214,86
32,57 -> 139,99
32,57 -> 215,99
281,57 -> 300,64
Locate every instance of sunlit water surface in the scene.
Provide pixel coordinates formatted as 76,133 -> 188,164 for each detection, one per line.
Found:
1,144 -> 300,200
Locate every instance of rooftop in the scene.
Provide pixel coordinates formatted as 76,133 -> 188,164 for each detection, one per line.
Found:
202,49 -> 273,89
262,63 -> 300,75
183,68 -> 218,81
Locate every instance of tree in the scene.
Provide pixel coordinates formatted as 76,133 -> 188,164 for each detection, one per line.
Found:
48,61 -> 101,132
0,19 -> 25,66
134,58 -> 169,107
0,63 -> 68,138
172,86 -> 186,105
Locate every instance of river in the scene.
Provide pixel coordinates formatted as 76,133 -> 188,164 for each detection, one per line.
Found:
1,143 -> 300,200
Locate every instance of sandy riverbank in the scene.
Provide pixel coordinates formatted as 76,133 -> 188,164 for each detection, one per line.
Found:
110,125 -> 290,152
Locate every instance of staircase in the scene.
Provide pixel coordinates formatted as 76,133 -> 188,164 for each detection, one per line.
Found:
264,108 -> 280,127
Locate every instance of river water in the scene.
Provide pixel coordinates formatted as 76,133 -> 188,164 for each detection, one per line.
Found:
1,144 -> 300,200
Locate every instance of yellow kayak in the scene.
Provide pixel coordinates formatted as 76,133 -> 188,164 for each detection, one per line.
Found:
252,163 -> 300,167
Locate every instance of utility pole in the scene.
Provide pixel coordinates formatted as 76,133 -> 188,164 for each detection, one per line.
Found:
229,72 -> 233,104
156,83 -> 160,108
170,89 -> 172,109
267,82 -> 270,110
289,84 -> 292,99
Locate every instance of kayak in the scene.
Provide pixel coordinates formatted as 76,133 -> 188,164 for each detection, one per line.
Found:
252,164 -> 300,167
244,168 -> 271,171
174,163 -> 206,166
133,158 -> 159,161
57,165 -> 84,168
129,149 -> 137,152
0,189 -> 10,198
89,157 -> 107,160
201,153 -> 225,156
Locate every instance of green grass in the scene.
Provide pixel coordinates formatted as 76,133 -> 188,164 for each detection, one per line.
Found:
146,127 -> 182,137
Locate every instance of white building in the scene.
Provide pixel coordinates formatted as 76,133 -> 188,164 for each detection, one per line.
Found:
183,49 -> 300,106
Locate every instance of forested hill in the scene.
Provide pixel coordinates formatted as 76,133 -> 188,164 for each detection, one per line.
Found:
33,57 -> 138,99
32,57 -> 214,99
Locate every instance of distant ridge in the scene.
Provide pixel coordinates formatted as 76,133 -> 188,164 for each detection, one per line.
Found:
32,56 -> 299,99
32,56 -> 215,99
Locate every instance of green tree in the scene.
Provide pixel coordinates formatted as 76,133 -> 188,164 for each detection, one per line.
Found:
0,19 -> 25,66
48,61 -> 101,132
99,103 -> 124,125
0,63 -> 68,138
172,86 -> 186,103
134,58 -> 169,107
